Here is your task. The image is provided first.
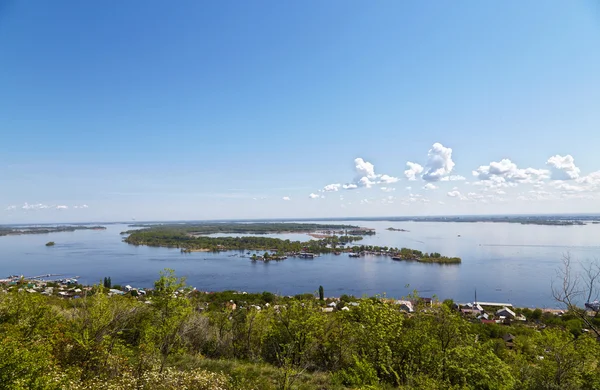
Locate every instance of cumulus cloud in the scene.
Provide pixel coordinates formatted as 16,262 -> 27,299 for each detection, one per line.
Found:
22,203 -> 49,210
73,204 -> 89,209
446,190 -> 468,200
350,158 -> 398,188
422,143 -> 456,182
5,205 -> 16,211
55,205 -> 68,210
551,182 -> 585,192
354,158 -> 377,180
323,183 -> 341,192
576,171 -> 600,189
440,175 -> 466,181
404,162 -> 424,181
282,196 -> 291,201
379,174 -> 399,184
546,155 -> 580,180
473,159 -> 549,186
308,193 -> 320,199
423,183 -> 438,190
318,157 -> 398,194
358,176 -> 376,188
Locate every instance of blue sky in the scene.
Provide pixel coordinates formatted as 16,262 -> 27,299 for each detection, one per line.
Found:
2,1 -> 600,223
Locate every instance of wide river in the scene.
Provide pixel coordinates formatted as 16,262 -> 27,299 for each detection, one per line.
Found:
2,221 -> 600,308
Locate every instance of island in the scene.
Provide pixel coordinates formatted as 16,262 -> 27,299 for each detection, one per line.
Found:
123,223 -> 460,264
123,223 -> 369,255
0,225 -> 107,237
386,227 -> 410,232
391,248 -> 461,264
45,241 -> 55,247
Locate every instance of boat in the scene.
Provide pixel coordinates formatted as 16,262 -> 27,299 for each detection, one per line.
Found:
348,253 -> 360,258
299,253 -> 314,259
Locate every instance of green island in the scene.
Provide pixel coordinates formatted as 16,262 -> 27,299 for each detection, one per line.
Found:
0,268 -> 599,390
0,225 -> 106,237
392,248 -> 462,264
123,222 -> 373,235
124,223 -> 460,263
386,227 -> 410,232
45,241 -> 55,246
124,223 -> 369,253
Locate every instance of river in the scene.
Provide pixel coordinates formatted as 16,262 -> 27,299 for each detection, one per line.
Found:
2,221 -> 600,308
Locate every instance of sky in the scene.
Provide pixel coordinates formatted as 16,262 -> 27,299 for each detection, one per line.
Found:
1,1 -> 600,223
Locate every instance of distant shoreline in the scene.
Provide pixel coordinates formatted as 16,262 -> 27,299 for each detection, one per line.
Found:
0,226 -> 107,237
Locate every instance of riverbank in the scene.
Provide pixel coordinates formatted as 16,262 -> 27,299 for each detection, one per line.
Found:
0,225 -> 107,236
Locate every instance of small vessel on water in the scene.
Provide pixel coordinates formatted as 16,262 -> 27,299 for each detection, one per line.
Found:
348,253 -> 360,258
299,253 -> 315,259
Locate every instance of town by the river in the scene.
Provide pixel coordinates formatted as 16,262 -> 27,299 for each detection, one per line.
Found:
2,220 -> 600,308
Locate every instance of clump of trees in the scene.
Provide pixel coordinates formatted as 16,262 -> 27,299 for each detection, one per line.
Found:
1,268 -> 599,389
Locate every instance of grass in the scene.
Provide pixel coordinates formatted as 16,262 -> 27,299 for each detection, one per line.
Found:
171,355 -> 350,390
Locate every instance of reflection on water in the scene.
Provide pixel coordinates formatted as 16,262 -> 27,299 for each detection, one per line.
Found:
1,221 -> 600,308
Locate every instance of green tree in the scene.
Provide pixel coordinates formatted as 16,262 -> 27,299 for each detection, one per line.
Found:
150,268 -> 193,373
319,285 -> 324,301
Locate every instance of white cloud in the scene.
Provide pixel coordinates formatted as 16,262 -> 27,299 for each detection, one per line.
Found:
422,143 -> 456,182
22,203 -> 49,210
438,201 -> 445,205
360,199 -> 371,204
5,205 -> 16,211
73,204 -> 89,209
323,183 -> 341,192
320,157 -> 398,193
358,176 -> 376,188
379,174 -> 399,184
446,190 -> 468,200
404,162 -> 424,181
405,186 -> 412,190
55,205 -> 69,210
546,155 -> 580,180
473,159 -> 549,186
440,175 -> 466,181
354,158 -> 377,180
576,171 -> 600,188
423,183 -> 438,190
308,193 -> 320,199
380,187 -> 396,192
551,182 -> 586,192
282,196 -> 291,201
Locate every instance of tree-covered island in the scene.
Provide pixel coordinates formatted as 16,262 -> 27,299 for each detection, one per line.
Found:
124,223 -> 460,263
123,223 -> 368,254
392,248 -> 461,264
0,225 -> 107,237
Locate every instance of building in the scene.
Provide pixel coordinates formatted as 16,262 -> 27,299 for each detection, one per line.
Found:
395,300 -> 414,313
496,307 -> 516,319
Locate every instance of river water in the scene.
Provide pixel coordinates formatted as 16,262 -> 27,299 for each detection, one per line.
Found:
2,221 -> 600,308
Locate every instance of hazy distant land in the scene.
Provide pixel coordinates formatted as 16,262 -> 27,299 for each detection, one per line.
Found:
0,226 -> 107,237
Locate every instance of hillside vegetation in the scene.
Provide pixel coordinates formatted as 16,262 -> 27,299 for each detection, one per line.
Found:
1,270 -> 599,390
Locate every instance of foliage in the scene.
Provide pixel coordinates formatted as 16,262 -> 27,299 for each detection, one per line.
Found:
1,269 -> 600,389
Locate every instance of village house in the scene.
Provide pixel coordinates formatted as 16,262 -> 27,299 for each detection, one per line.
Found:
496,307 -> 516,319
395,300 -> 414,313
